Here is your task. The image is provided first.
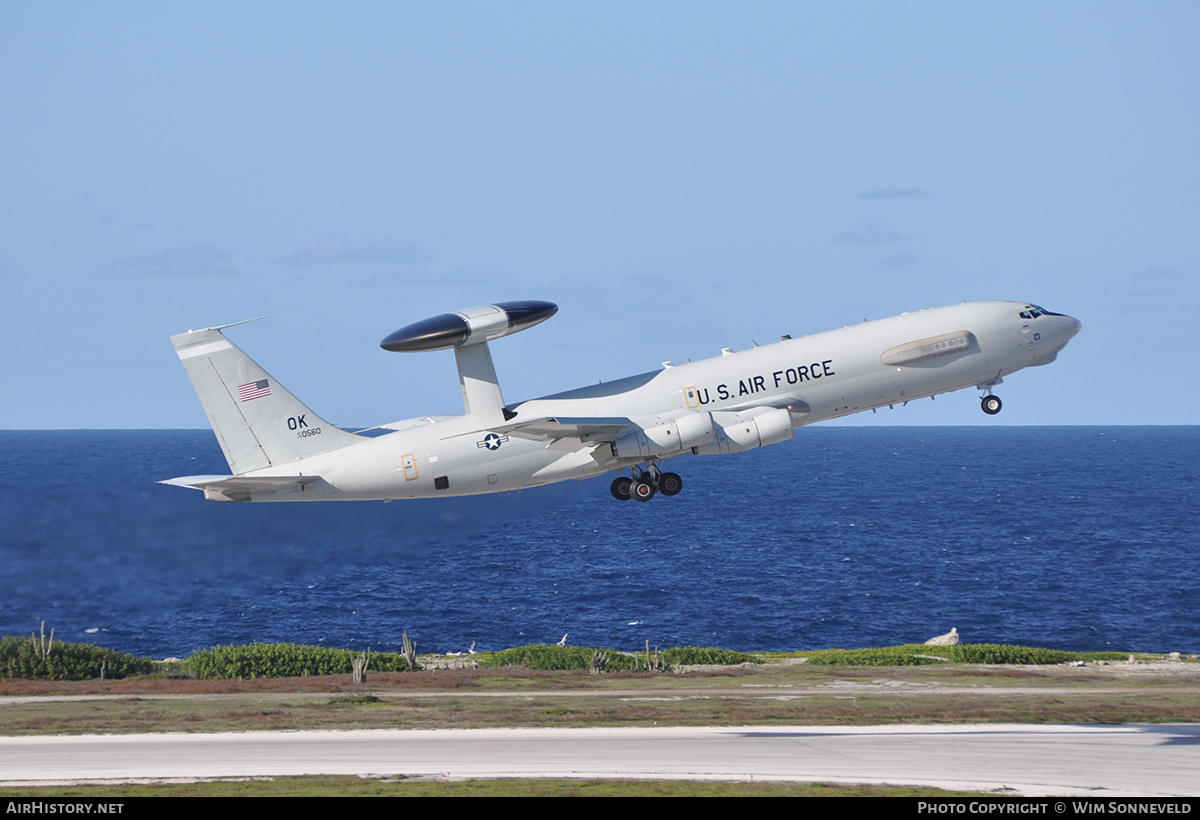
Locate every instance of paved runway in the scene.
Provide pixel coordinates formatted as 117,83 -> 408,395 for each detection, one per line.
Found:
3,724 -> 1199,796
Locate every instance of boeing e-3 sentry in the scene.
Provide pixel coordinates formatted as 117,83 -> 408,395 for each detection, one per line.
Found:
164,300 -> 1080,503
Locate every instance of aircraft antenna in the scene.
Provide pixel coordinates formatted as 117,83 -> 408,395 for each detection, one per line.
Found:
188,316 -> 268,334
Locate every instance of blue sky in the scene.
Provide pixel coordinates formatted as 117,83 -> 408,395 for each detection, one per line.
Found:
2,2 -> 1197,428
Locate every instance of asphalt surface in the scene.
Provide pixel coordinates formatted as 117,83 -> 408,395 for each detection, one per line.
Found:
3,723 -> 1198,796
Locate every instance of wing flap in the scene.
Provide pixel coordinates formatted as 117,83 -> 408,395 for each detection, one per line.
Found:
502,416 -> 632,442
444,416 -> 632,447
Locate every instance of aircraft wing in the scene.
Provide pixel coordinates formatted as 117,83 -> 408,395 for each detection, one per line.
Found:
443,416 -> 632,452
723,396 -> 811,415
453,403 -> 812,453
501,416 -> 632,443
448,397 -> 814,457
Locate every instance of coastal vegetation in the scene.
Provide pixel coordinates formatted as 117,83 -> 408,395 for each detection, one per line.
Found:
477,643 -> 756,672
0,631 -> 153,681
0,629 -> 1172,681
188,640 -> 421,679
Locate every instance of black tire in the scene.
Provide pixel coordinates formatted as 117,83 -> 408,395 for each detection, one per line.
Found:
659,472 -> 683,496
981,395 -> 1002,415
632,479 -> 655,502
610,476 -> 633,500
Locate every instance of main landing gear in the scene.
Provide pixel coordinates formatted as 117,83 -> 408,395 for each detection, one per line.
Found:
610,464 -> 683,502
978,378 -> 1004,415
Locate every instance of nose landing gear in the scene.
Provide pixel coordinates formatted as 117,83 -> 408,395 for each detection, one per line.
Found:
610,464 -> 684,501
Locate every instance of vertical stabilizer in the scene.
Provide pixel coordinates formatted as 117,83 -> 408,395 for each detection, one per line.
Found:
171,324 -> 362,474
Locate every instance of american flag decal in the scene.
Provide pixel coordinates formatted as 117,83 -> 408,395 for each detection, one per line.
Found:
238,379 -> 271,402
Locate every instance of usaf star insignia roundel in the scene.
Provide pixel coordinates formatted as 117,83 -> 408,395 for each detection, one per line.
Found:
477,433 -> 508,450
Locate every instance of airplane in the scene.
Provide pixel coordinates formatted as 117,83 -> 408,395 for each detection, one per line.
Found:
163,299 -> 1080,503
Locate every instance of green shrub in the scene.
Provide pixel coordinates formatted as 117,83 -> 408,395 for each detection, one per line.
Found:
187,642 -> 418,679
478,643 -> 757,671
660,646 -> 757,666
478,644 -> 639,671
0,635 -> 155,680
946,644 -> 1127,665
804,644 -> 949,666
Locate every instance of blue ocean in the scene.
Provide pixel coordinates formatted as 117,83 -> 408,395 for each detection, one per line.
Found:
1,427 -> 1196,659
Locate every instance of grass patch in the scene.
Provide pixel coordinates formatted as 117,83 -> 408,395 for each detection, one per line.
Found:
803,643 -> 1130,666
3,661 -> 1199,736
327,695 -> 383,706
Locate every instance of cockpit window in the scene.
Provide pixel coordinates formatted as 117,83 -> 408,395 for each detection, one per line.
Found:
1028,303 -> 1067,317
1020,303 -> 1069,319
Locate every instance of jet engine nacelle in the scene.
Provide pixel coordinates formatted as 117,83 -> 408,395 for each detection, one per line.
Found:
611,411 -> 716,460
381,301 -> 558,352
692,407 -> 794,455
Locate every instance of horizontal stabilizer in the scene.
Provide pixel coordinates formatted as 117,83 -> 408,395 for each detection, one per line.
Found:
160,474 -> 320,502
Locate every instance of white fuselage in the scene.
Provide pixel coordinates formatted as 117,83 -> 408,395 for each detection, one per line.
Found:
236,301 -> 1080,501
